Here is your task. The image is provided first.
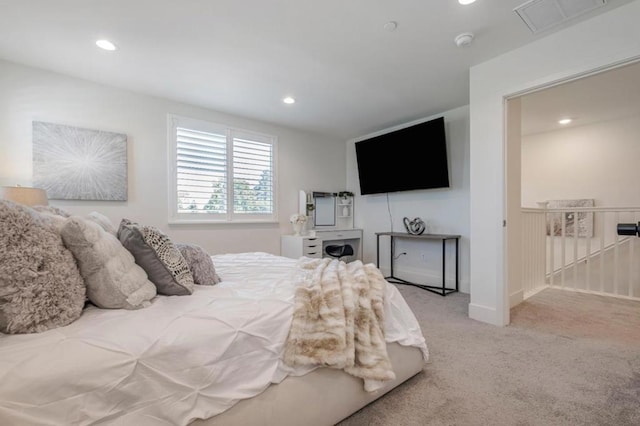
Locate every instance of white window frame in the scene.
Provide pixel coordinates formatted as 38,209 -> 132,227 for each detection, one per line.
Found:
167,114 -> 278,224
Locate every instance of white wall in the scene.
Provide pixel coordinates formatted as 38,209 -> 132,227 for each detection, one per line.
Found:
522,114 -> 640,208
522,114 -> 640,280
469,0 -> 640,325
347,105 -> 470,293
0,59 -> 346,255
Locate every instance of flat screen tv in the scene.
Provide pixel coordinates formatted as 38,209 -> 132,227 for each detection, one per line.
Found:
355,116 -> 449,195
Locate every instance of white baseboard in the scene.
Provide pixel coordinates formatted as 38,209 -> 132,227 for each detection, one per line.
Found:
509,289 -> 524,307
523,285 -> 549,299
378,265 -> 468,293
468,302 -> 505,326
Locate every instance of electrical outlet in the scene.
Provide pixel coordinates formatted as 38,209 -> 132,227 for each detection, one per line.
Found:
421,253 -> 428,262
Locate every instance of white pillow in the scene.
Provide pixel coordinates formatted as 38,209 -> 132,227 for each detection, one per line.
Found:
61,216 -> 156,309
86,211 -> 117,236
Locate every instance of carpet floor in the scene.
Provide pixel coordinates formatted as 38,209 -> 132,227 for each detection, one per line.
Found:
337,286 -> 640,426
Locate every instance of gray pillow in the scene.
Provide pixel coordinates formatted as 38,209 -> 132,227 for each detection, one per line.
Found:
118,219 -> 194,296
176,243 -> 221,285
0,201 -> 86,334
61,217 -> 157,309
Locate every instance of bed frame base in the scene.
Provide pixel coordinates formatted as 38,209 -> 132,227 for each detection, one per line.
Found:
191,343 -> 425,426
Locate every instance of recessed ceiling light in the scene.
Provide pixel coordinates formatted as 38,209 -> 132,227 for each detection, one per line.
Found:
459,0 -> 476,5
558,118 -> 572,125
283,97 -> 295,104
96,39 -> 117,51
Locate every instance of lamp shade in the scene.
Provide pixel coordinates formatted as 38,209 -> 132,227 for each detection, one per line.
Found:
0,186 -> 49,206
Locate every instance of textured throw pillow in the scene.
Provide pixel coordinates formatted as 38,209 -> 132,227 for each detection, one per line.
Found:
0,201 -> 86,334
32,204 -> 72,233
86,211 -> 117,236
60,217 -> 156,309
176,243 -> 221,285
32,204 -> 71,218
118,219 -> 194,296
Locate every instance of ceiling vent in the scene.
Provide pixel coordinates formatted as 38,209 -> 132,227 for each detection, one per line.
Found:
514,0 -> 607,34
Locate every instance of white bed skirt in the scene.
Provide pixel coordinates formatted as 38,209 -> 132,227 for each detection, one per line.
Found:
192,342 -> 425,426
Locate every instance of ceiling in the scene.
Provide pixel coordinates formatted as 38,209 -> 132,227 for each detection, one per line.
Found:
521,60 -> 640,136
0,0 -> 635,140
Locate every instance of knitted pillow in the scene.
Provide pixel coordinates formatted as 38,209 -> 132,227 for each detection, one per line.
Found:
176,243 -> 221,285
118,219 -> 194,296
0,201 -> 86,334
61,217 -> 157,309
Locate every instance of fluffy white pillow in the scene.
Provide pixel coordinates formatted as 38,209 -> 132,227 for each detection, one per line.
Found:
61,216 -> 156,309
86,211 -> 117,236
32,204 -> 71,218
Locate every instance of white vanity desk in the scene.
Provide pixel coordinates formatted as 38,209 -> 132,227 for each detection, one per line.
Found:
280,228 -> 363,262
282,190 -> 361,262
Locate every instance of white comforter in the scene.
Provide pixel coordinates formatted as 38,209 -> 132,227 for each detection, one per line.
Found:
0,252 -> 428,426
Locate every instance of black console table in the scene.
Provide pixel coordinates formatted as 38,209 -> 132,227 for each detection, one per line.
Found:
375,232 -> 460,296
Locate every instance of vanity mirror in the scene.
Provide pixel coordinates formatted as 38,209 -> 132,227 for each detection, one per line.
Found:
312,192 -> 335,226
297,190 -> 354,230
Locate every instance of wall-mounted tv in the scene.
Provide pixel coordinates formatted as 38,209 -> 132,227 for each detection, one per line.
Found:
355,116 -> 449,195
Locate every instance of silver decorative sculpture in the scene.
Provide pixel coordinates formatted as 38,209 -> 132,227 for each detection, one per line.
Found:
403,217 -> 426,235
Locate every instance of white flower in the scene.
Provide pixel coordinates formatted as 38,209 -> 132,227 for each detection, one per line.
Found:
290,213 -> 307,225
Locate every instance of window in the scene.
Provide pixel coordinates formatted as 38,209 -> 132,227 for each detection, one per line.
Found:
168,115 -> 277,223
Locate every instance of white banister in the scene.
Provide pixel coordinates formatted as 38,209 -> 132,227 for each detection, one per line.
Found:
521,206 -> 640,302
521,208 -> 547,297
599,212 -> 605,293
614,211 -> 620,295
630,215 -> 636,297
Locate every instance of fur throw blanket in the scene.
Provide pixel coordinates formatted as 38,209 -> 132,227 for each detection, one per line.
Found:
283,258 -> 395,390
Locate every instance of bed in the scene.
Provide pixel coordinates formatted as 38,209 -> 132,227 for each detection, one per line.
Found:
0,249 -> 428,426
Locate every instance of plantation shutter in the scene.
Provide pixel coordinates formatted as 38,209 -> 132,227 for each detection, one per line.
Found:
176,126 -> 227,214
233,134 -> 274,215
171,115 -> 277,222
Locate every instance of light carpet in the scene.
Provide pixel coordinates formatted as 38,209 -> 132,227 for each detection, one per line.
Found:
337,286 -> 640,426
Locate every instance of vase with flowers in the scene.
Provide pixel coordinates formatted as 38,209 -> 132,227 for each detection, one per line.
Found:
289,213 -> 308,236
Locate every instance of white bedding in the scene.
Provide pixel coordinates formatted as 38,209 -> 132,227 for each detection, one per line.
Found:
0,252 -> 428,426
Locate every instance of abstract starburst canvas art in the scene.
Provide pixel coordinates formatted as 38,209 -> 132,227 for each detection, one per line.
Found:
32,121 -> 127,201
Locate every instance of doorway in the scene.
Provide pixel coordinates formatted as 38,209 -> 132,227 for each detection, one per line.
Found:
505,60 -> 640,315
